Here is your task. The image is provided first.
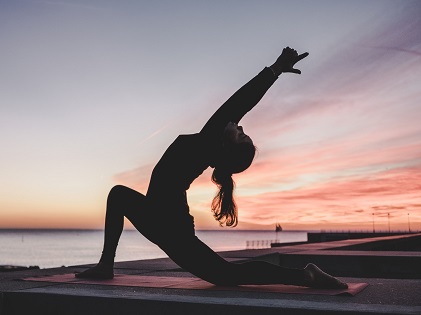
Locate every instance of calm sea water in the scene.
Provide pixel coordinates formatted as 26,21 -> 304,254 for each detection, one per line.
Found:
0,230 -> 307,269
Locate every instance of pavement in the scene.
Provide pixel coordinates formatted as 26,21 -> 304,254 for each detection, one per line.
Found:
1,233 -> 421,315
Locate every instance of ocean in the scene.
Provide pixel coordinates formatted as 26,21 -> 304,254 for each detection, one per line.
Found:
0,229 -> 307,269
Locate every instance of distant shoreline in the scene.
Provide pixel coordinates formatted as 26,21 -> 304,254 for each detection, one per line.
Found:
0,228 -> 418,233
0,228 -> 303,232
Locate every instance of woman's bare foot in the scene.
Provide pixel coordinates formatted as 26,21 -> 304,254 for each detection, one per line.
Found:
75,262 -> 114,280
304,263 -> 348,289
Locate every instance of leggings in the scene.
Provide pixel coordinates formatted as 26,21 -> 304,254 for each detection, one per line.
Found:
100,185 -> 307,286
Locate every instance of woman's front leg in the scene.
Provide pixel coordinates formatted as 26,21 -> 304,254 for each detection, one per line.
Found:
75,185 -> 150,279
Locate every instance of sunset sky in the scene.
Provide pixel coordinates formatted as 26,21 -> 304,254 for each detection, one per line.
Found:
1,0 -> 420,231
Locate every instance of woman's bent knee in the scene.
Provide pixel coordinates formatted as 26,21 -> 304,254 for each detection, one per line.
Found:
109,185 -> 129,196
107,185 -> 136,205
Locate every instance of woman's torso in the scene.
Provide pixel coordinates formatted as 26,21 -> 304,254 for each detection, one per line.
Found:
145,133 -> 215,231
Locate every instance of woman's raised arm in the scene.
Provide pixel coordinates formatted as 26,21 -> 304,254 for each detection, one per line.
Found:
200,47 -> 309,139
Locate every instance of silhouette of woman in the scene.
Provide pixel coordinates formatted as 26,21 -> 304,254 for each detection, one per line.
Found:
76,47 -> 347,289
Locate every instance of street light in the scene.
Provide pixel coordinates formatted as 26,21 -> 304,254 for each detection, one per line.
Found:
388,213 -> 390,233
372,213 -> 375,233
408,213 -> 411,233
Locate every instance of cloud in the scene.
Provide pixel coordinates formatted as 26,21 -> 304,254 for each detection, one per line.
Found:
249,1 -> 421,134
111,2 -> 421,231
137,124 -> 170,145
112,164 -> 154,193
236,165 -> 421,228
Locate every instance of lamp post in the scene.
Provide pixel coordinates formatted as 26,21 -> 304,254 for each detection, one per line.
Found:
372,213 -> 375,233
388,213 -> 390,233
408,213 -> 411,233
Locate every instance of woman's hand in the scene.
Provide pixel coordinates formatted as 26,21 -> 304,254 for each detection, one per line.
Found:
270,47 -> 309,76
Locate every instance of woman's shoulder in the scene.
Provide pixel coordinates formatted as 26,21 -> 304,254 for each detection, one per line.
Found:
177,132 -> 211,142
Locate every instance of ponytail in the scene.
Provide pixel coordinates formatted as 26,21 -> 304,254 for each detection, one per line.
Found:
211,168 -> 238,227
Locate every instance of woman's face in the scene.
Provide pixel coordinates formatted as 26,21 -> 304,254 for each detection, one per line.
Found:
223,122 -> 253,145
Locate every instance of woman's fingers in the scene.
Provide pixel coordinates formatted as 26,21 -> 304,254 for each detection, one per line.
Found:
290,52 -> 309,74
290,68 -> 302,74
296,52 -> 309,62
274,47 -> 309,74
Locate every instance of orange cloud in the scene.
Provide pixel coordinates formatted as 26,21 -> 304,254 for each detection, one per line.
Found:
111,3 -> 421,231
235,165 -> 421,230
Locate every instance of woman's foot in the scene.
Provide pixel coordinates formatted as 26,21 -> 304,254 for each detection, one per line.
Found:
75,262 -> 114,280
304,263 -> 348,289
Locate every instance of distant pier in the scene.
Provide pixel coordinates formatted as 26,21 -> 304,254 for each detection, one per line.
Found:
270,231 -> 419,248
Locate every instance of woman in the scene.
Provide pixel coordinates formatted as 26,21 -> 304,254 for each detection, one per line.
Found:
76,47 -> 347,289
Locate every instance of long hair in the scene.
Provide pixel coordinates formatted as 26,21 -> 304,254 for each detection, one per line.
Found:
211,142 -> 256,227
211,167 -> 237,227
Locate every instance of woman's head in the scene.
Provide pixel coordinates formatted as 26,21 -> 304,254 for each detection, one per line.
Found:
211,122 -> 256,227
223,122 -> 253,145
220,122 -> 256,174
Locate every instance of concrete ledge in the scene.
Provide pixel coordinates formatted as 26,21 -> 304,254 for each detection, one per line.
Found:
278,252 -> 421,279
307,232 -> 418,244
2,234 -> 421,315
3,289 -> 421,315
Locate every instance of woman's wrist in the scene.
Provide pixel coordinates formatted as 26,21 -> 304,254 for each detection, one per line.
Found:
269,63 -> 283,77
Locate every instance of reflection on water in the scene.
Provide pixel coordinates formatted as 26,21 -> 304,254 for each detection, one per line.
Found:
0,229 -> 307,268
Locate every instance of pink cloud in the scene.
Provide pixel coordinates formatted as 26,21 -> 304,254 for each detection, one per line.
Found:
235,165 -> 421,230
111,3 -> 421,231
112,164 -> 154,193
